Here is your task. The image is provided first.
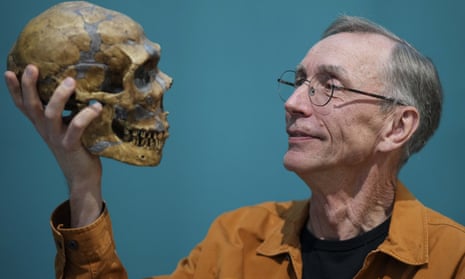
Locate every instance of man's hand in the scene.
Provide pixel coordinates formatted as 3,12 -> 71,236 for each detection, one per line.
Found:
4,65 -> 104,227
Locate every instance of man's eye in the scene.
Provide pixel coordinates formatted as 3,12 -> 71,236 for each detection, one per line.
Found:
315,74 -> 336,90
323,80 -> 334,90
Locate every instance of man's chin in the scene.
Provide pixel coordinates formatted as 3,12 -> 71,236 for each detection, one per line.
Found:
283,152 -> 302,172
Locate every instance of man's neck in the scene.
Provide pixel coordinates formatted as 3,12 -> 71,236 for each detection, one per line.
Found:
306,177 -> 396,241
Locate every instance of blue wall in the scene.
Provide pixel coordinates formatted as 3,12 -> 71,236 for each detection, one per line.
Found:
1,0 -> 464,277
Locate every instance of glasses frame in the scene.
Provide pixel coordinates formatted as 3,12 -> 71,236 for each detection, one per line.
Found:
277,70 -> 408,107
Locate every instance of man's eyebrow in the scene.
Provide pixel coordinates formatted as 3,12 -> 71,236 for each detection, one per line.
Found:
295,64 -> 350,83
295,65 -> 306,77
316,64 -> 348,79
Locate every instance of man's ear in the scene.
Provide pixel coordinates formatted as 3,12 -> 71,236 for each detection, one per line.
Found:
377,107 -> 420,152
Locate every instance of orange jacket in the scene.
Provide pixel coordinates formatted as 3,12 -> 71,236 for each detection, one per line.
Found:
51,182 -> 465,278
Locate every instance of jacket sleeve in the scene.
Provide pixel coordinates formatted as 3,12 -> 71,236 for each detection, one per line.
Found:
51,201 -> 128,279
50,201 -> 206,279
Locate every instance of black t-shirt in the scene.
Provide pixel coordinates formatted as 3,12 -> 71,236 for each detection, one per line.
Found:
300,217 -> 390,279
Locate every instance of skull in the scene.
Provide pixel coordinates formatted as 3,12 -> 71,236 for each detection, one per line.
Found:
7,1 -> 172,166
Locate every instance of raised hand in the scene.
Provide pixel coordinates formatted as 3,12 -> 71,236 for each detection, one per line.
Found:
5,65 -> 104,227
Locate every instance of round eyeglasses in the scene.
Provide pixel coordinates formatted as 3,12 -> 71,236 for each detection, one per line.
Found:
277,70 -> 407,107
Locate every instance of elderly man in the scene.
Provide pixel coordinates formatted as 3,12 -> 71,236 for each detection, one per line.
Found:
5,15 -> 465,279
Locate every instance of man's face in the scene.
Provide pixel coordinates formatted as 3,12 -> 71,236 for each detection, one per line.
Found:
283,32 -> 396,178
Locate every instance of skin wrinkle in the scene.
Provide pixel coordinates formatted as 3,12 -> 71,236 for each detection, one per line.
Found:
308,165 -> 396,239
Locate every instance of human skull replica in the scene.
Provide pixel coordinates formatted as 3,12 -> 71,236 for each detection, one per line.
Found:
7,1 -> 172,166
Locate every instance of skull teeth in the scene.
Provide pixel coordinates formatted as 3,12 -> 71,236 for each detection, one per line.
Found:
112,120 -> 165,150
124,127 -> 164,149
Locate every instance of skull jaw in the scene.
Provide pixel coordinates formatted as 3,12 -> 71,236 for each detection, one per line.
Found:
85,141 -> 165,166
81,106 -> 169,166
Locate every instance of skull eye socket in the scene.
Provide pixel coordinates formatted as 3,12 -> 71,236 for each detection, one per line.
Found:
134,59 -> 158,90
101,70 -> 124,93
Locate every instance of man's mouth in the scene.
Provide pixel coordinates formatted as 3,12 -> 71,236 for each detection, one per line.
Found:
288,129 -> 314,137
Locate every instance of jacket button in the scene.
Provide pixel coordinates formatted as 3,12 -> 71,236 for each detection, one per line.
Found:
67,240 -> 79,250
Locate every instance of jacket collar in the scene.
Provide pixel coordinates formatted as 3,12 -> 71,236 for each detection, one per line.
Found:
256,200 -> 308,278
378,181 -> 429,265
256,181 -> 429,266
256,200 -> 309,257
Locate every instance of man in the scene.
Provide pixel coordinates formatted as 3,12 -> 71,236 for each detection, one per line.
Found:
5,15 -> 465,279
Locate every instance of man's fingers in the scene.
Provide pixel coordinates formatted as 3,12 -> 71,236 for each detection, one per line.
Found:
6,64 -> 102,153
44,77 -> 76,122
63,102 -> 103,149
19,65 -> 44,120
4,70 -> 23,109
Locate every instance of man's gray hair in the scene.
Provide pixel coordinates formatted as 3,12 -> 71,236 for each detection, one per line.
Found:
322,15 -> 443,164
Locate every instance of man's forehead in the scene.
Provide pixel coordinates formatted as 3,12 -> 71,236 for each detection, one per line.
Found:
299,32 -> 394,77
320,32 -> 395,48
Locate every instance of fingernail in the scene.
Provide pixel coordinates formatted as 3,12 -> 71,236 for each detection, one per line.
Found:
63,77 -> 74,88
4,72 -> 13,87
24,65 -> 32,77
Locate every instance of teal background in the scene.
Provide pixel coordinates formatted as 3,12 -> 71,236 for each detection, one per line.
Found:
1,0 -> 464,277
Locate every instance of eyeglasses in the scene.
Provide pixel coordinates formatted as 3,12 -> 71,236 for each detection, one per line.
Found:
277,70 -> 407,107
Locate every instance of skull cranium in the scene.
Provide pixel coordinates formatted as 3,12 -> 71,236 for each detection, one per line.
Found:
7,1 -> 173,166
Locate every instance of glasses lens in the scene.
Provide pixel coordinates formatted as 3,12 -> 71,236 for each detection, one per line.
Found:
277,70 -> 296,102
309,73 -> 333,106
